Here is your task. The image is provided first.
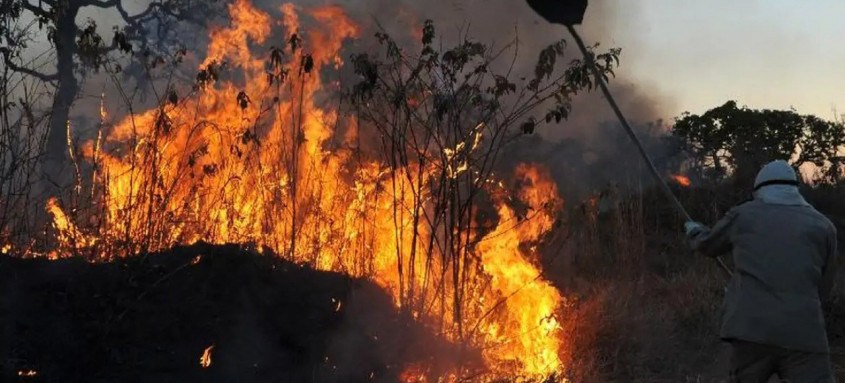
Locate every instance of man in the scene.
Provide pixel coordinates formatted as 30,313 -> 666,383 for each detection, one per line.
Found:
685,160 -> 839,382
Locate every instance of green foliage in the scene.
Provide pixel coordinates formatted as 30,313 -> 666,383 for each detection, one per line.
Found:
673,100 -> 845,183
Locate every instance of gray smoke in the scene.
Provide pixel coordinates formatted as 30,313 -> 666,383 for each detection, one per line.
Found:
66,0 -> 674,199
318,0 -> 674,201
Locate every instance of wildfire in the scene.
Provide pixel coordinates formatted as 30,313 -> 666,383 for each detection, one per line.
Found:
200,345 -> 215,368
671,174 -> 691,187
476,164 -> 564,375
42,0 -> 569,379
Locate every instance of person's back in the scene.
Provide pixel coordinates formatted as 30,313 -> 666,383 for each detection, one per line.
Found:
686,160 -> 839,382
723,200 -> 835,352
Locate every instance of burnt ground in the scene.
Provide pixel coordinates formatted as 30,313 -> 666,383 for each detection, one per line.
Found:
0,243 -> 460,383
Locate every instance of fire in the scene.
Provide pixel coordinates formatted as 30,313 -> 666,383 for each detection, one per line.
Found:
46,197 -> 94,257
200,345 -> 214,368
42,0 -> 568,379
671,174 -> 691,187
476,164 -> 564,375
399,363 -> 428,383
17,370 -> 38,377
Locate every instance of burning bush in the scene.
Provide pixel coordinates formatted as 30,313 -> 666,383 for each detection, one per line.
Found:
3,0 -> 621,380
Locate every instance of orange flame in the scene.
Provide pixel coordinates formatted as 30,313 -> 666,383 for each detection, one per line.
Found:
671,174 -> 691,187
200,345 -> 214,368
17,370 -> 38,377
44,1 -> 568,379
476,164 -> 564,375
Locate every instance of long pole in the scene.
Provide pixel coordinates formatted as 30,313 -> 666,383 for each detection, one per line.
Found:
565,24 -> 733,277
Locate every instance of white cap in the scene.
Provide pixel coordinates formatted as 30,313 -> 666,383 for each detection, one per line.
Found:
754,160 -> 798,190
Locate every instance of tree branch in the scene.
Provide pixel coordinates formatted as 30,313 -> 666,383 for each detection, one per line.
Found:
83,0 -> 120,9
0,48 -> 59,82
22,1 -> 50,17
116,1 -> 166,26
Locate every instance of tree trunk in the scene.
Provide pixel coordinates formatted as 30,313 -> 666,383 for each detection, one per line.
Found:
43,4 -> 81,189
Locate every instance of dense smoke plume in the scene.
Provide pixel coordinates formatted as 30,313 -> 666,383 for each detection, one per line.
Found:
74,0 -> 672,201
13,0 -> 674,202
340,0 -> 674,201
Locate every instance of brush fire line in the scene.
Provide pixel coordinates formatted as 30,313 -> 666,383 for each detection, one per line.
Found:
34,0 -> 568,380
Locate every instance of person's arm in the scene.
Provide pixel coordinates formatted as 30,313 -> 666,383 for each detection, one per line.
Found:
687,209 -> 738,258
819,223 -> 839,305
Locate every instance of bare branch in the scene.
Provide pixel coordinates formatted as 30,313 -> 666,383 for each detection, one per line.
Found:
83,0 -> 120,9
0,48 -> 59,82
116,1 -> 176,27
21,1 -> 50,17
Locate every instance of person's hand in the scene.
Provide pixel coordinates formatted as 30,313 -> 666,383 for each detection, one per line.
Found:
684,221 -> 706,236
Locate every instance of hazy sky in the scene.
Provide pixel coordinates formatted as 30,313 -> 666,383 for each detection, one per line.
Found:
590,1 -> 844,120
29,0 -> 844,124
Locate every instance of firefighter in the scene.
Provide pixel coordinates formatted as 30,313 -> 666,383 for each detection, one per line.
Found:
685,160 -> 839,382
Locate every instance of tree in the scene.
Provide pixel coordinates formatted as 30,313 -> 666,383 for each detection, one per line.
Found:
672,100 -> 845,184
0,0 -> 221,181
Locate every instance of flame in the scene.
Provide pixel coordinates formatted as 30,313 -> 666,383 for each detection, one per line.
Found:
671,174 -> 691,187
400,363 -> 428,383
17,370 -> 38,377
99,92 -> 107,121
200,345 -> 214,368
476,164 -> 564,375
46,197 -> 94,257
42,1 -> 568,379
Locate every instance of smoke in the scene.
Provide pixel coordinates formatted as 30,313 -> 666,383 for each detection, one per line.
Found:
63,0 -> 675,200
318,0 -> 675,201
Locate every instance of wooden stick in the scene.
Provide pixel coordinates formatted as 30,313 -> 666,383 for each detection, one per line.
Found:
565,24 -> 733,278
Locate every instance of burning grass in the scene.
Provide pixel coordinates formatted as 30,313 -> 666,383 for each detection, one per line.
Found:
4,0 -> 624,379
0,0 -> 630,378
1,0 -> 844,380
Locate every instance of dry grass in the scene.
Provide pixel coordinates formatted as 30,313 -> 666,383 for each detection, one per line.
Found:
549,183 -> 845,382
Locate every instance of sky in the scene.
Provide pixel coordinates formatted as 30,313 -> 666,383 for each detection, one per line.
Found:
14,0 -> 844,124
592,0 -> 845,121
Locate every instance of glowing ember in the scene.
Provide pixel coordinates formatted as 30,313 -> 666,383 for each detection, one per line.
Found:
200,345 -> 215,368
17,370 -> 38,377
671,174 -> 692,187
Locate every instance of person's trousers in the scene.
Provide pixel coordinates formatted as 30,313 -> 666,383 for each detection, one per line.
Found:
729,340 -> 835,382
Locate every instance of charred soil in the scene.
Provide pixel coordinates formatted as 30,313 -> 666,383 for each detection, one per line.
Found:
0,243 -> 457,383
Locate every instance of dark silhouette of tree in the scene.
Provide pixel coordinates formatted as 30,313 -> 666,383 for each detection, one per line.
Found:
0,0 -> 221,181
673,100 -> 845,185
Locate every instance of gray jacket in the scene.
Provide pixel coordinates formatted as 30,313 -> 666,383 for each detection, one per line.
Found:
690,199 -> 839,353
